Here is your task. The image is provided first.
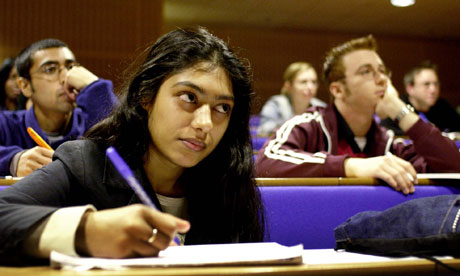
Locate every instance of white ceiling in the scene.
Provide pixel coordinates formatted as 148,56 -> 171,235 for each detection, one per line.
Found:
164,0 -> 460,40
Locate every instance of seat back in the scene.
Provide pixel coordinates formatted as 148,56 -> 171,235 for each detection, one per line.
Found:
259,185 -> 460,249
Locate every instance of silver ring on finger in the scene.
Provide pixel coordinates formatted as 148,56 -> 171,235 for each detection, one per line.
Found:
148,228 -> 158,244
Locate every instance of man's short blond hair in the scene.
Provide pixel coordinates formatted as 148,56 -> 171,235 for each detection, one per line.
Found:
322,35 -> 377,87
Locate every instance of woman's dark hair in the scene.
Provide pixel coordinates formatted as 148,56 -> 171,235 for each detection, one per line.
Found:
0,58 -> 15,108
86,27 -> 264,244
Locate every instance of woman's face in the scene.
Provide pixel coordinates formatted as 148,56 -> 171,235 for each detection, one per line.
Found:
5,66 -> 20,100
288,68 -> 318,105
146,62 -> 234,169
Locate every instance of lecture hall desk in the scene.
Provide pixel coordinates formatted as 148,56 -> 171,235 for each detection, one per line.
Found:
1,177 -> 460,275
1,257 -> 460,276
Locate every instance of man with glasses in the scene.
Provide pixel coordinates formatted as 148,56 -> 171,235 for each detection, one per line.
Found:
0,38 -> 117,177
380,61 -> 460,135
255,35 -> 460,194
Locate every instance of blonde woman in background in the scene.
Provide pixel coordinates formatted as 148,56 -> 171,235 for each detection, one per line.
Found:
258,62 -> 326,136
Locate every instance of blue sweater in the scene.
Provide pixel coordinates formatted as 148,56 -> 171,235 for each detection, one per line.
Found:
0,79 -> 117,175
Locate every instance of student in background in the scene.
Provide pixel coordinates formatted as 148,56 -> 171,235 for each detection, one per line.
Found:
257,62 -> 326,136
380,61 -> 460,135
255,35 -> 460,195
0,27 -> 264,265
0,38 -> 117,177
0,57 -> 21,111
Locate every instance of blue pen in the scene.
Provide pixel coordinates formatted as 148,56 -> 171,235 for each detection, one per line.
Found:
106,146 -> 182,245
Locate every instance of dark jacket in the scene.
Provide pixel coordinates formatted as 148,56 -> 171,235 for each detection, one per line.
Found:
0,139 -> 260,265
0,139 -> 152,265
380,95 -> 460,135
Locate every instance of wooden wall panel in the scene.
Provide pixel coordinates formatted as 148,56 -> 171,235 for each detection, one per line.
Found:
2,1 -> 459,113
165,24 -> 460,113
0,0 -> 163,89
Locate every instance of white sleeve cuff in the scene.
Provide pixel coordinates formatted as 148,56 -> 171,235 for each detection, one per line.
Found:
38,205 -> 96,257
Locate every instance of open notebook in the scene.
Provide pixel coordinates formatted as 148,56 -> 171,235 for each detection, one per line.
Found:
50,243 -> 303,270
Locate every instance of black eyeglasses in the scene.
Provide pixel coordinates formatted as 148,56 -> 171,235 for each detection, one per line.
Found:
30,62 -> 80,81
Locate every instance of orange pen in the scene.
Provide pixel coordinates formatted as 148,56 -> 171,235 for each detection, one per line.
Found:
27,127 -> 53,150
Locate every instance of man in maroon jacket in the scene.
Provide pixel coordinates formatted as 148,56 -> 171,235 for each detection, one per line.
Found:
255,35 -> 460,195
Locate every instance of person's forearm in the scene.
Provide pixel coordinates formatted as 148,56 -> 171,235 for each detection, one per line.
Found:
256,151 -> 347,177
344,158 -> 358,177
22,205 -> 96,258
22,215 -> 51,258
75,211 -> 90,256
398,112 -> 419,133
403,120 -> 460,172
378,81 -> 419,132
10,151 -> 23,176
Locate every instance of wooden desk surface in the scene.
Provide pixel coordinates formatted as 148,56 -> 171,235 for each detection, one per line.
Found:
1,258 -> 459,276
0,177 -> 439,187
255,177 -> 434,186
0,177 -> 22,186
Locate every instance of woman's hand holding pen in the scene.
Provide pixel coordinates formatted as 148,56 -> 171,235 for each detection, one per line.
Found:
16,146 -> 54,177
75,204 -> 190,258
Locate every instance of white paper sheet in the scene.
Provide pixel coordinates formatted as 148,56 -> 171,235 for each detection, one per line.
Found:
417,173 -> 460,180
302,249 -> 454,265
50,242 -> 303,270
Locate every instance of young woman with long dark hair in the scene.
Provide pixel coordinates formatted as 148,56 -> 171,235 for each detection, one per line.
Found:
0,27 -> 264,265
